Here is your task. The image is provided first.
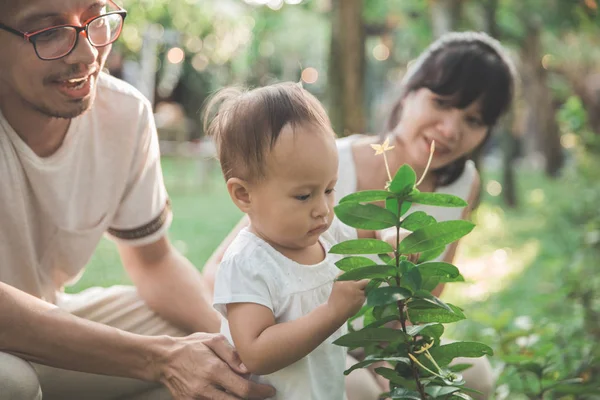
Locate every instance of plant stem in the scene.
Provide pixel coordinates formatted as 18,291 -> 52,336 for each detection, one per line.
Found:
396,202 -> 427,400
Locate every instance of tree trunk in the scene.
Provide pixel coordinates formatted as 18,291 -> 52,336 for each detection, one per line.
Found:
328,0 -> 366,137
519,22 -> 564,177
481,0 -> 519,207
429,0 -> 462,37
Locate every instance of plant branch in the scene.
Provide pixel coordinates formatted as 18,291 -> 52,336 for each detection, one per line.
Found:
396,200 -> 427,399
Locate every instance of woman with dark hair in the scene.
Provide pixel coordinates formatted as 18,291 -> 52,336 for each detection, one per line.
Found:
203,31 -> 516,400
336,31 -> 515,261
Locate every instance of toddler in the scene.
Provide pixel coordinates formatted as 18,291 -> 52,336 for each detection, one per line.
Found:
205,83 -> 367,400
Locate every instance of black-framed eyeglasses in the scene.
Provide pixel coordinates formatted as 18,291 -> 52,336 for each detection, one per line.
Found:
0,0 -> 127,61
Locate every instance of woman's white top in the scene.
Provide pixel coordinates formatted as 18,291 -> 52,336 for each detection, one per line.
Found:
335,135 -> 476,262
213,220 -> 355,400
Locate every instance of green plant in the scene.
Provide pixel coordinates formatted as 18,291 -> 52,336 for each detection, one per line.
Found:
331,140 -> 493,399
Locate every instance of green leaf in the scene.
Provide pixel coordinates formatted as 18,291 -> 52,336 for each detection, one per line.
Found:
428,342 -> 494,367
333,327 -> 408,348
330,239 -> 394,255
367,287 -> 412,307
399,260 -> 416,274
373,303 -> 400,319
374,367 -> 417,388
419,262 -> 464,291
389,387 -> 422,400
335,203 -> 399,230
335,256 -> 376,271
348,304 -> 371,330
337,265 -> 396,281
448,363 -> 473,373
425,386 -> 460,397
450,393 -> 474,400
379,253 -> 393,264
413,290 -> 453,312
406,323 -> 444,339
408,301 -> 466,323
418,246 -> 446,263
339,190 -> 394,204
401,211 -> 437,231
407,191 -> 468,207
363,314 -> 399,329
389,164 -> 416,195
399,221 -> 475,254
364,279 -> 383,296
386,197 -> 412,218
344,356 -> 411,375
418,262 -> 460,279
402,268 -> 422,292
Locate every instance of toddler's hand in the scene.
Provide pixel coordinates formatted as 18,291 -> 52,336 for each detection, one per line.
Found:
327,277 -> 368,321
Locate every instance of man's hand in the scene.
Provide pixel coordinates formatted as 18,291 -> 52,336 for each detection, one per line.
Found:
159,333 -> 275,400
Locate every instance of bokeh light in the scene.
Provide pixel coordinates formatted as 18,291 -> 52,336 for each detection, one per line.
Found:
561,132 -> 578,149
486,180 -> 502,197
301,67 -> 319,84
373,44 -> 390,61
167,47 -> 185,64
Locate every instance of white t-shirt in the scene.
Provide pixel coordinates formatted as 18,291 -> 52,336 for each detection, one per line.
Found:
213,220 -> 355,400
0,73 -> 171,303
335,135 -> 476,262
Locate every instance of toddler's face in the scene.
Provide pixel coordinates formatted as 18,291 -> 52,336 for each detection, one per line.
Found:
248,122 -> 338,255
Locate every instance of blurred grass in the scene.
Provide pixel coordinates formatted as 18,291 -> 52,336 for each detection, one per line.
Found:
65,156 -> 242,293
444,167 -> 579,335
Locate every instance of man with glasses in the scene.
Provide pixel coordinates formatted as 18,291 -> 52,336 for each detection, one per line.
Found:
0,1 -> 274,399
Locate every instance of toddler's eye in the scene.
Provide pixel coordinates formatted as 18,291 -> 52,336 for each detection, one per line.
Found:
325,188 -> 335,195
295,194 -> 310,201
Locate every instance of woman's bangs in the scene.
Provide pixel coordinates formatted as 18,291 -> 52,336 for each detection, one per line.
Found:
425,45 -> 512,125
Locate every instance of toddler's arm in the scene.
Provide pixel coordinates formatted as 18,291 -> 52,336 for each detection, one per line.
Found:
227,278 -> 367,375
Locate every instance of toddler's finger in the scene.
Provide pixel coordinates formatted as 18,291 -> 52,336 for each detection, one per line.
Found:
356,279 -> 369,289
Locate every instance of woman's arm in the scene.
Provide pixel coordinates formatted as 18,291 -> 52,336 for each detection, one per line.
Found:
434,170 -> 481,297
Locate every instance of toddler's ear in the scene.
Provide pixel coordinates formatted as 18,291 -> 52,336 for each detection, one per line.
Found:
227,178 -> 251,213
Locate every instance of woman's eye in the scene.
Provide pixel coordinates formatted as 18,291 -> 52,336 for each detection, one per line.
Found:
295,194 -> 310,201
433,98 -> 452,109
467,116 -> 484,128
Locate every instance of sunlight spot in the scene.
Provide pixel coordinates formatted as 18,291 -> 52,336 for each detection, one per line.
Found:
492,248 -> 508,264
561,132 -> 578,149
528,189 -> 545,205
541,54 -> 553,70
514,315 -> 533,330
259,41 -> 275,57
267,0 -> 284,10
373,44 -> 390,61
192,53 -> 209,72
301,67 -> 319,84
167,47 -> 185,64
185,36 -> 203,53
486,180 -> 502,197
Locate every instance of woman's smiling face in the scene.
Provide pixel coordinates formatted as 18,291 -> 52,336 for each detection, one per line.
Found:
393,88 -> 488,170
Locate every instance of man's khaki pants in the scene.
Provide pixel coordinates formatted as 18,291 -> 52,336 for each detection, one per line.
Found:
0,286 -> 187,400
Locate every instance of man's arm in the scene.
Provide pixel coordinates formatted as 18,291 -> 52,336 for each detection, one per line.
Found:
0,282 -> 275,399
0,281 -> 160,380
118,236 -> 221,334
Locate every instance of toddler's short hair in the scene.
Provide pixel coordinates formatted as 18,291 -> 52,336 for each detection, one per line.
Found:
204,82 -> 334,182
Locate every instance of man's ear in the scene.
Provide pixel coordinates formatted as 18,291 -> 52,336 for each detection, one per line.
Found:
227,177 -> 252,213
